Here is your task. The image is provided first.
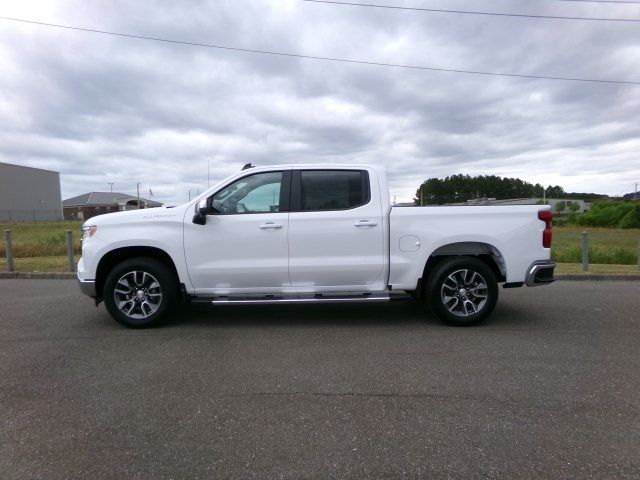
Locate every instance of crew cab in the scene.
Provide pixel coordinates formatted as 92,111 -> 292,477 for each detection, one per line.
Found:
77,164 -> 555,328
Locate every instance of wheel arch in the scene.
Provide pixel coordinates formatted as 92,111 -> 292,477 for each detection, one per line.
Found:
95,246 -> 180,301
414,242 -> 506,299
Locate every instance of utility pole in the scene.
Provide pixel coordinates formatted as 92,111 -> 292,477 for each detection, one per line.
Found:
188,189 -> 192,201
136,183 -> 141,209
542,186 -> 546,203
420,187 -> 424,206
635,182 -> 638,200
108,182 -> 114,192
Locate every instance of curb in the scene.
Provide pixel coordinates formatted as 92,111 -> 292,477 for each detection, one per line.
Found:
555,274 -> 640,281
0,272 -> 76,279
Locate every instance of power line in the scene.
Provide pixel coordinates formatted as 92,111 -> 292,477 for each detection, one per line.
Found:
1,16 -> 639,85
299,0 -> 640,22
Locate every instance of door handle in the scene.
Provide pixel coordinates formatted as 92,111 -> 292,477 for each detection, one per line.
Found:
353,220 -> 378,227
259,222 -> 284,229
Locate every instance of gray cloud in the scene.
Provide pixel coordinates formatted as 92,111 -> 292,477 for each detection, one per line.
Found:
0,0 -> 639,204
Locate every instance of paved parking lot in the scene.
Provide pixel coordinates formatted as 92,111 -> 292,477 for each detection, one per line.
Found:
1,279 -> 639,479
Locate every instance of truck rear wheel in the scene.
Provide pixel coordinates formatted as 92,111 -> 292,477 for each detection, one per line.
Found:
426,257 -> 498,326
103,257 -> 177,328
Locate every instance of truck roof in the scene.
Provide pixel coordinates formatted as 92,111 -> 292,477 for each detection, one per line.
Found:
243,163 -> 387,173
188,163 -> 390,208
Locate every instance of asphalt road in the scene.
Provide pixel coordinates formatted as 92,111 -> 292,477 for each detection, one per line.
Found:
1,280 -> 639,480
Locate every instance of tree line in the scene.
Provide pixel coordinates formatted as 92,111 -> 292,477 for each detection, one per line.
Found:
414,174 -> 607,205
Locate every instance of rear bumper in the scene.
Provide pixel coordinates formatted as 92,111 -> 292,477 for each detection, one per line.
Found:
525,260 -> 556,287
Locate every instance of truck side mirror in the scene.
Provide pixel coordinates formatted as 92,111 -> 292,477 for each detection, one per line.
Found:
193,198 -> 208,225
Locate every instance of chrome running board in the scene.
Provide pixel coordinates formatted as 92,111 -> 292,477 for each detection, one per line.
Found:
210,297 -> 390,305
191,292 -> 398,305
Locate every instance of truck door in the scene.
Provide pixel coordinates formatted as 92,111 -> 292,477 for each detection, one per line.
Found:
287,169 -> 385,289
183,169 -> 291,292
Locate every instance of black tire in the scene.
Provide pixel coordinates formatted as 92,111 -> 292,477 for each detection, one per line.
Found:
425,257 -> 498,326
103,257 -> 177,328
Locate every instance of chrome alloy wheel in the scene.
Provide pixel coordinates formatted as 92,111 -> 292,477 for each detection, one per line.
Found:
113,271 -> 163,319
440,269 -> 488,317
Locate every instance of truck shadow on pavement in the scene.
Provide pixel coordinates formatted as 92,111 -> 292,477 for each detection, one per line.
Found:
155,301 -> 529,330
162,301 -> 429,329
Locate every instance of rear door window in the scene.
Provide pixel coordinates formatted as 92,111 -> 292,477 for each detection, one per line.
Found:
299,170 -> 369,211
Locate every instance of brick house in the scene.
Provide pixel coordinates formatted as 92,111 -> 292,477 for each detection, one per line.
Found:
63,192 -> 163,220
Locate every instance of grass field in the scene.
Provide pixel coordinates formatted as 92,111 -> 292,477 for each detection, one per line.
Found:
0,220 -> 82,258
0,221 -> 638,273
552,227 -> 640,264
0,256 -> 72,272
554,263 -> 639,275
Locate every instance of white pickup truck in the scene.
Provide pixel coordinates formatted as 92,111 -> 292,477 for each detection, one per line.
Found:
77,164 -> 555,328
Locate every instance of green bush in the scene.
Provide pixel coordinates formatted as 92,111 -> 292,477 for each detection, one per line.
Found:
556,217 -> 572,226
572,200 -> 640,228
618,204 -> 640,229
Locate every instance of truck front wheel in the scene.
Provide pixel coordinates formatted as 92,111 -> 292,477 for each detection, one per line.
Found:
425,257 -> 498,326
103,257 -> 177,328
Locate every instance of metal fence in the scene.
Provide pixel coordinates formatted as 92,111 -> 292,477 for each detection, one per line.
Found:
3,229 -> 76,273
2,228 -> 640,274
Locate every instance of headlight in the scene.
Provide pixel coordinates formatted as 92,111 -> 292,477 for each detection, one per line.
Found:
81,225 -> 98,240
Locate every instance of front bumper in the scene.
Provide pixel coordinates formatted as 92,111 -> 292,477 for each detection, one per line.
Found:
76,257 -> 96,298
78,277 -> 97,298
525,260 -> 556,287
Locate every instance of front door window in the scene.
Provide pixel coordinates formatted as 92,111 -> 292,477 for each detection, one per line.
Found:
211,172 -> 282,215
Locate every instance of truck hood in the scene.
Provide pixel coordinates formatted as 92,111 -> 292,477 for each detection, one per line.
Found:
83,206 -> 184,227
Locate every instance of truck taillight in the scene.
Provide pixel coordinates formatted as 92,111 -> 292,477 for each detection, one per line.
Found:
538,210 -> 553,248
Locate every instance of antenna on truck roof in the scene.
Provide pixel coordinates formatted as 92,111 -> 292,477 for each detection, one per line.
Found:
242,163 -> 255,171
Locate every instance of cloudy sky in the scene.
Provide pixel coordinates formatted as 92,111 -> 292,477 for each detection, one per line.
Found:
0,0 -> 639,205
